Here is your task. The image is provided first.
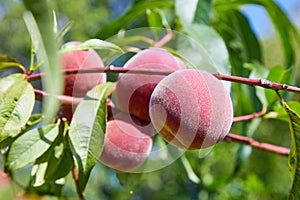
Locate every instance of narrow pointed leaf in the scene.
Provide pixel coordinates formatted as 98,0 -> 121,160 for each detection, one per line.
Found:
175,0 -> 199,25
56,21 -> 74,44
212,9 -> 262,76
180,155 -> 200,184
281,101 -> 300,199
193,0 -> 212,24
147,9 -> 162,27
0,54 -> 26,72
59,39 -> 124,54
23,0 -> 62,122
214,0 -> 299,68
68,82 -> 115,192
95,0 -> 172,39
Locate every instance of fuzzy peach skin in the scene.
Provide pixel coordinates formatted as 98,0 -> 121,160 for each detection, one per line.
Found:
58,41 -> 107,121
99,113 -> 153,172
115,48 -> 186,122
60,41 -> 106,97
149,69 -> 233,150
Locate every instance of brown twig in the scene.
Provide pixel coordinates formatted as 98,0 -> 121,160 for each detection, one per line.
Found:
233,107 -> 267,122
72,166 -> 85,200
26,66 -> 173,82
213,72 -> 300,93
225,133 -> 290,156
26,67 -> 300,93
34,89 -> 83,105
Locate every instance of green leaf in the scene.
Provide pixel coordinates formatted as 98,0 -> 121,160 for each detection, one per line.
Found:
146,9 -> 171,41
23,1 -> 63,122
265,102 -> 300,122
180,24 -> 230,75
265,66 -> 292,105
26,181 -> 64,197
212,10 -> 262,76
0,74 -> 35,146
180,154 -> 200,184
31,121 -> 73,186
178,24 -> 231,90
247,63 -> 269,106
68,82 -> 115,192
0,55 -> 26,73
56,21 -> 74,44
231,10 -> 262,64
116,172 -> 143,189
95,0 -> 172,39
7,124 -> 59,170
44,128 -> 73,183
193,0 -> 212,24
0,55 -> 16,63
22,113 -> 43,133
147,9 -> 164,28
175,0 -> 199,25
232,83 -> 255,116
59,39 -> 124,54
175,0 -> 212,25
281,101 -> 300,199
214,0 -> 299,68
231,118 -> 261,177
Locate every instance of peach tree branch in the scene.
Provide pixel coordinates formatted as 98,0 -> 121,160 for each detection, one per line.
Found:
225,133 -> 290,156
213,72 -> 300,93
34,88 -> 83,105
34,87 -> 290,156
233,106 -> 267,122
26,66 -> 300,93
28,67 -> 294,157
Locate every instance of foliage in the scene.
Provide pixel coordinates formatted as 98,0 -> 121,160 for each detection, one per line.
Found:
0,0 -> 300,199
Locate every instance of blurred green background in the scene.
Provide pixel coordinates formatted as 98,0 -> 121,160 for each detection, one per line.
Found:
0,0 -> 299,199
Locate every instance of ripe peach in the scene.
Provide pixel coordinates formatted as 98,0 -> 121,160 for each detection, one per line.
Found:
58,41 -> 106,121
115,48 -> 186,122
60,41 -> 106,97
99,113 -> 153,172
149,69 -> 233,150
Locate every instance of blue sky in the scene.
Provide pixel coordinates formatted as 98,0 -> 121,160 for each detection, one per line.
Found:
241,0 -> 300,38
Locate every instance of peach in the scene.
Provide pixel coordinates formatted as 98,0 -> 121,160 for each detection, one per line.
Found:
60,41 -> 106,97
115,48 -> 186,122
149,69 -> 233,150
58,41 -> 106,121
99,113 -> 153,172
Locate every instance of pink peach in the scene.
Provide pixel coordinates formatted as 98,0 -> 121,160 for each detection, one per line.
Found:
115,48 -> 186,121
99,113 -> 153,172
149,69 -> 233,149
60,41 -> 106,97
